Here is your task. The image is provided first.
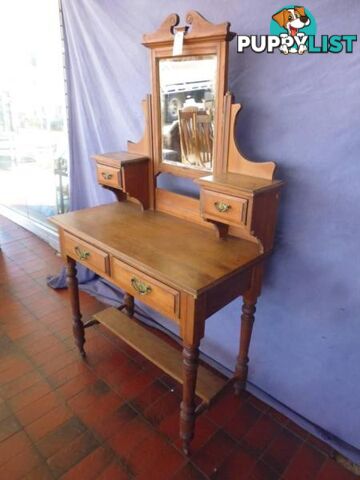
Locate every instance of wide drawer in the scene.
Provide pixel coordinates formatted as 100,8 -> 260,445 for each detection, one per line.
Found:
201,189 -> 248,226
62,232 -> 109,275
96,164 -> 121,188
111,257 -> 180,321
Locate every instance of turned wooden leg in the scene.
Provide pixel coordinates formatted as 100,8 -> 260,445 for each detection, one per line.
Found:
123,293 -> 134,317
234,296 -> 257,394
66,257 -> 85,357
180,343 -> 200,456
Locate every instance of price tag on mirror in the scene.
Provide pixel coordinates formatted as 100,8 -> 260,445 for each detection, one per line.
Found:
173,31 -> 184,56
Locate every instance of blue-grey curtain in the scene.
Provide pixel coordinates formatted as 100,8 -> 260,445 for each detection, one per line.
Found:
56,0 -> 360,462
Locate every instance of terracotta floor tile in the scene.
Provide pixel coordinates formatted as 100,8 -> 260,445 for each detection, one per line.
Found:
316,458 -> 358,480
192,429 -> 238,477
91,402 -> 137,440
0,401 -> 11,422
143,390 -> 180,426
76,391 -> 123,428
212,445 -> 258,479
108,416 -> 154,460
115,367 -> 157,399
282,443 -> 326,479
94,357 -> 141,391
56,370 -> 98,401
25,404 -> 73,442
247,460 -> 279,480
96,460 -> 130,480
15,390 -> 64,426
247,394 -> 270,413
262,427 -> 302,474
28,341 -> 71,366
0,359 -> 33,384
22,463 -> 54,480
8,380 -> 51,412
60,445 -> 113,480
130,379 -> 169,414
171,462 -> 208,480
242,413 -> 283,455
126,430 -> 177,477
133,435 -> 185,480
46,359 -> 90,389
0,430 -> 31,465
39,349 -> 78,377
0,414 -> 22,442
0,370 -> 43,401
5,321 -> 42,341
36,416 -> 87,458
0,443 -> 41,479
268,407 -> 290,426
224,401 -> 262,441
205,387 -> 249,426
46,430 -> 99,478
21,333 -> 62,357
67,379 -> 112,413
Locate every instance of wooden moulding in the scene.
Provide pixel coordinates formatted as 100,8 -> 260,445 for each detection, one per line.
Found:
127,95 -> 155,209
142,10 -> 235,47
93,307 -> 226,403
223,92 -> 277,180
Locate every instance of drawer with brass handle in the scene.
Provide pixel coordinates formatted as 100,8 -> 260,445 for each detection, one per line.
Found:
62,231 -> 109,275
201,189 -> 248,226
111,257 -> 180,321
96,164 -> 121,188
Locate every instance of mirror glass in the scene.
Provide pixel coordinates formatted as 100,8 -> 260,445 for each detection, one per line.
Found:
159,55 -> 217,172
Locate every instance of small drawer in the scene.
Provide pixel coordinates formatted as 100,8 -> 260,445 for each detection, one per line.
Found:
63,232 -> 109,275
201,189 -> 248,226
111,258 -> 180,321
96,164 -> 121,188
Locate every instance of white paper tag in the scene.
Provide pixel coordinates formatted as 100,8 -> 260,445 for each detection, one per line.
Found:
173,31 -> 184,56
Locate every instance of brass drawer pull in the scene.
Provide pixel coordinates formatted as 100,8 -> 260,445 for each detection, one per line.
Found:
74,246 -> 90,261
214,201 -> 231,213
131,277 -> 152,295
102,172 -> 113,180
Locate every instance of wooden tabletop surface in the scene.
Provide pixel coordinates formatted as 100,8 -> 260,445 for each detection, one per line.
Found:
51,202 -> 262,295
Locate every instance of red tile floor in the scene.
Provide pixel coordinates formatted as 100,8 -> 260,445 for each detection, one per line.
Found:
0,215 -> 357,479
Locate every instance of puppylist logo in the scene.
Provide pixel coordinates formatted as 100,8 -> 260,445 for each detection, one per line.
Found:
237,6 -> 357,55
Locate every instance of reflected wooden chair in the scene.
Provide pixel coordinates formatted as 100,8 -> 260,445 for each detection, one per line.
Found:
178,107 -> 213,169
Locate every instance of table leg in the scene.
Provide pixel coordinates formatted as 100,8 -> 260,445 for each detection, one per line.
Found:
234,295 -> 257,394
66,256 -> 85,357
180,343 -> 200,456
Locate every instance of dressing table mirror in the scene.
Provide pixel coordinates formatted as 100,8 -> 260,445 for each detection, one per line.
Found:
51,11 -> 284,455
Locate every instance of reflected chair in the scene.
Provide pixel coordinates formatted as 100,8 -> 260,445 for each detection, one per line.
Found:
178,107 -> 213,169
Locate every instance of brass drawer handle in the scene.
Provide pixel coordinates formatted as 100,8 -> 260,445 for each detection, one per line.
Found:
74,246 -> 90,261
214,201 -> 231,213
102,172 -> 113,180
131,277 -> 152,296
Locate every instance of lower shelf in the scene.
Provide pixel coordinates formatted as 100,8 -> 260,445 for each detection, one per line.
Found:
93,307 -> 227,403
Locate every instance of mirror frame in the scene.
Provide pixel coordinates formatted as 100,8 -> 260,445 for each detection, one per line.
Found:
143,11 -> 235,179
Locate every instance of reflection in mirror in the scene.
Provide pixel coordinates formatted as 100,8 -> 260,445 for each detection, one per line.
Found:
159,55 -> 217,172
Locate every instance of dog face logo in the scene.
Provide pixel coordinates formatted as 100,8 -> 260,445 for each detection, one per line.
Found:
272,7 -> 310,36
271,5 -> 314,54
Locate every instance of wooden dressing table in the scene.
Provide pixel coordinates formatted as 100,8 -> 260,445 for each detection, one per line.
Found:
51,11 -> 284,455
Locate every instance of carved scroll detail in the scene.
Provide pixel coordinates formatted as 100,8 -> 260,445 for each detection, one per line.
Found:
185,10 -> 233,40
142,13 -> 179,45
143,10 -> 234,46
